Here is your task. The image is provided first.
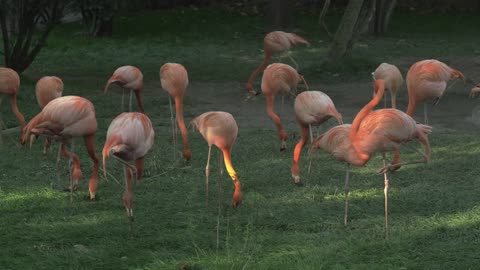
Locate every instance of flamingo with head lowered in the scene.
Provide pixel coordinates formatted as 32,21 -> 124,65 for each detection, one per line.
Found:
191,111 -> 243,207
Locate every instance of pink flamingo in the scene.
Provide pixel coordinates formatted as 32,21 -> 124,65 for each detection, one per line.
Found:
246,31 -> 309,96
291,90 -> 343,185
102,112 -> 155,222
104,65 -> 146,114
310,79 -> 432,238
406,59 -> 465,124
34,76 -> 64,153
21,96 -> 99,201
261,63 -> 307,151
0,67 -> 25,142
159,63 -> 191,162
372,63 -> 403,109
468,83 -> 480,98
191,111 -> 243,207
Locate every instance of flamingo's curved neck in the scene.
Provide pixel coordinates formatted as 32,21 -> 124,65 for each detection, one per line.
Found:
350,79 -> 385,146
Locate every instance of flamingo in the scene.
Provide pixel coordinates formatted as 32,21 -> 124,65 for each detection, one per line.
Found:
159,63 -> 191,162
406,59 -> 465,124
246,31 -> 309,96
291,90 -> 343,185
104,65 -> 146,114
21,96 -> 100,201
261,63 -> 307,151
191,111 -> 242,207
309,79 -> 432,238
34,76 -> 64,153
468,83 -> 480,98
372,63 -> 403,109
0,67 -> 25,142
102,112 -> 155,222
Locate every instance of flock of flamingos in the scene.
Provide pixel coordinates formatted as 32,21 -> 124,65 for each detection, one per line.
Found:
1,30 -> 479,238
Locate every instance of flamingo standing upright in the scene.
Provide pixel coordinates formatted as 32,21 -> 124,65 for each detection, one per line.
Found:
102,112 -> 155,222
372,63 -> 403,109
159,63 -> 191,162
104,66 -> 146,114
34,76 -> 64,153
246,31 -> 309,96
261,63 -> 306,151
191,111 -> 242,207
291,90 -> 343,185
0,67 -> 25,142
310,79 -> 432,238
21,96 -> 100,201
406,59 -> 465,124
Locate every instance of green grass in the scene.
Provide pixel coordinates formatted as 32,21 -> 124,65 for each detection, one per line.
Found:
1,8 -> 480,269
2,130 -> 480,269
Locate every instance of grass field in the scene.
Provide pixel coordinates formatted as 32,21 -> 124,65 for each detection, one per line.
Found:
1,8 -> 480,269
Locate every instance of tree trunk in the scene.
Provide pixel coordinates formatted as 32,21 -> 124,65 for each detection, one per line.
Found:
0,0 -> 61,73
327,0 -> 364,62
318,0 -> 332,38
371,0 -> 396,34
96,17 -> 113,37
346,0 -> 376,51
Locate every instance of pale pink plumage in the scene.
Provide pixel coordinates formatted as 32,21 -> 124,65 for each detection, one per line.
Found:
33,76 -> 64,153
35,76 -> 64,108
372,63 -> 403,108
21,96 -> 99,200
291,90 -> 343,184
468,83 -> 480,98
104,65 -> 145,114
102,112 -> 154,221
191,111 -> 242,207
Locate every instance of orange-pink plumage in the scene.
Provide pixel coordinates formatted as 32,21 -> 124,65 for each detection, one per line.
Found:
406,59 -> 465,123
310,79 -> 432,237
0,67 -> 25,138
160,63 -> 191,161
261,63 -> 304,151
191,111 -> 242,207
246,31 -> 309,95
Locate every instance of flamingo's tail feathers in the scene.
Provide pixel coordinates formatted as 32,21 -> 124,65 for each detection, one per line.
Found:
335,113 -> 344,125
452,69 -> 466,83
20,114 -> 42,145
416,124 -> 433,136
289,33 -> 310,46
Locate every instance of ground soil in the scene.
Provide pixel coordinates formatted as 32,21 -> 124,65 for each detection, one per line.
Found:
162,56 -> 480,137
